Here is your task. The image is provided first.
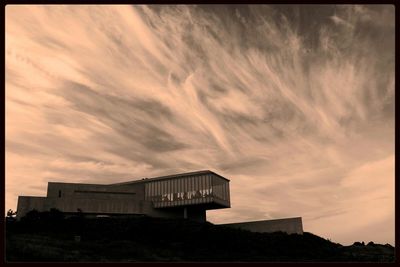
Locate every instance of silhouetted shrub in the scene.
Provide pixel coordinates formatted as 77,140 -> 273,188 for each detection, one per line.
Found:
39,209 -> 65,222
21,209 -> 41,222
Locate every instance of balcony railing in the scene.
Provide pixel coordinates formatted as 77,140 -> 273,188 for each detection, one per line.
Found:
150,189 -> 229,208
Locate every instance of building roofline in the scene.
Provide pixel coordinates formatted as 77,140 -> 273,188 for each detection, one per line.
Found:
110,170 -> 230,186
18,196 -> 47,199
48,181 -> 107,186
45,170 -> 229,187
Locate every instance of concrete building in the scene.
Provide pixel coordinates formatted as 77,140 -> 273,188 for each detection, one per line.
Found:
16,170 -> 303,234
17,170 -> 230,222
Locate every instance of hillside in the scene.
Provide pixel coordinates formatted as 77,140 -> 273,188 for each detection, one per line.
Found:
5,211 -> 395,262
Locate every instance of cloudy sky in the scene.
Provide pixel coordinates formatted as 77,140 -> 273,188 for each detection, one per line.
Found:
6,5 -> 394,245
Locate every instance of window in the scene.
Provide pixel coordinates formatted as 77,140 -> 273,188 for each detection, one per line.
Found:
58,190 -> 62,198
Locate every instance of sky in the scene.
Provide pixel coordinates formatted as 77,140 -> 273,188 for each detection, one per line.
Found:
5,5 -> 394,246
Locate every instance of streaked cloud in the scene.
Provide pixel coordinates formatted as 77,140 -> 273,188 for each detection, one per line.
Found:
6,5 -> 394,245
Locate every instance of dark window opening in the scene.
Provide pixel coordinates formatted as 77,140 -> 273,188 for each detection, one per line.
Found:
58,190 -> 61,198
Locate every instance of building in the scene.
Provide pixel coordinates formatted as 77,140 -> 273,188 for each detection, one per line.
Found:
16,170 -> 303,234
16,170 -> 230,222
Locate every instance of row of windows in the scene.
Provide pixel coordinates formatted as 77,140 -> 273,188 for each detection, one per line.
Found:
146,175 -> 212,197
213,183 -> 229,201
145,174 -> 230,207
148,188 -> 213,202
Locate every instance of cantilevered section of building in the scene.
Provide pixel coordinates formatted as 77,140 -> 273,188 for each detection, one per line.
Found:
16,170 -> 230,222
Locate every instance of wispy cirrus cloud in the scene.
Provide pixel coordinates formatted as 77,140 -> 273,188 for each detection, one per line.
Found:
6,5 -> 394,245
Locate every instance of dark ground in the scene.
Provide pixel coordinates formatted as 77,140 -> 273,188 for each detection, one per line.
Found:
5,210 -> 395,262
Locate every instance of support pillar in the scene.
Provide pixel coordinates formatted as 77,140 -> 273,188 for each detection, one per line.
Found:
183,207 -> 187,219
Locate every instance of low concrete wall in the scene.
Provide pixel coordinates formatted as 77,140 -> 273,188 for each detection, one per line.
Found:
16,196 -> 46,219
219,217 -> 303,235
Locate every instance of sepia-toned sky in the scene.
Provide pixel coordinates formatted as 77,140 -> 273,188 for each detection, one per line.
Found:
6,5 -> 394,245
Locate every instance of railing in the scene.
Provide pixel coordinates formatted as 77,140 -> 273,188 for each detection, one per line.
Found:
151,190 -> 230,208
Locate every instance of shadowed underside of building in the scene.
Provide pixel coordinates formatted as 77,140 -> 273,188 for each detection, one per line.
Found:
16,170 -> 303,234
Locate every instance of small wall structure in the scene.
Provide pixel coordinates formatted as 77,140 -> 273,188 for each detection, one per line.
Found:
220,217 -> 303,235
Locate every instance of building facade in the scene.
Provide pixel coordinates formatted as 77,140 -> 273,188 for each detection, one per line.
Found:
16,170 -> 230,222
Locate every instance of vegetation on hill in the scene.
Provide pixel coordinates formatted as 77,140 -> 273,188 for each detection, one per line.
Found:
5,209 -> 395,262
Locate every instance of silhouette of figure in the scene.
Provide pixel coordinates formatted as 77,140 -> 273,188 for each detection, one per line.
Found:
195,190 -> 202,198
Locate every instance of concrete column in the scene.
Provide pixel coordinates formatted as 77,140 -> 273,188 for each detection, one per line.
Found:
183,207 -> 187,219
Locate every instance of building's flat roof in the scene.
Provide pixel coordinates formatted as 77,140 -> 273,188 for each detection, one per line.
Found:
45,170 -> 229,187
48,182 -> 107,186
111,170 -> 230,186
18,196 -> 47,199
